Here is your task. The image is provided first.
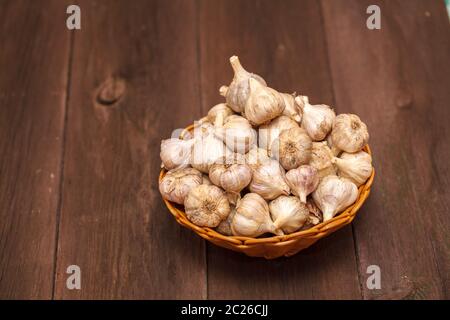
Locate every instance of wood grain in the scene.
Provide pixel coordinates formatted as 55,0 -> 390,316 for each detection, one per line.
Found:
0,0 -> 71,299
53,0 -> 206,299
321,0 -> 450,299
199,0 -> 361,299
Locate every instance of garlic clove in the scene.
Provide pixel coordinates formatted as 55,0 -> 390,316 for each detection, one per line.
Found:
331,113 -> 369,153
249,158 -> 290,200
332,150 -> 373,186
184,184 -> 231,227
207,103 -> 234,123
219,56 -> 267,113
160,138 -> 195,170
231,193 -> 283,237
159,167 -> 203,205
244,78 -> 285,126
309,141 -> 337,179
214,115 -> 257,154
269,196 -> 309,234
280,92 -> 302,123
258,115 -> 299,157
312,175 -> 358,222
275,127 -> 312,170
296,98 -> 335,141
285,165 -> 319,203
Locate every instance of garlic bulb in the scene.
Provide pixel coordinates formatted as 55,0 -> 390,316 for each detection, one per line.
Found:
312,175 -> 358,222
285,165 -> 319,203
258,115 -> 299,156
245,147 -> 270,170
160,138 -> 194,170
280,92 -> 302,123
331,114 -> 369,153
249,159 -> 290,200
309,141 -> 337,178
214,115 -> 257,154
216,207 -> 236,236
296,97 -> 335,141
159,168 -> 203,205
184,184 -> 231,227
275,127 -> 312,170
207,103 -> 234,123
244,78 -> 285,125
191,130 -> 229,173
219,56 -> 267,113
209,160 -> 252,193
231,193 -> 283,237
269,196 -> 309,233
332,151 -> 372,186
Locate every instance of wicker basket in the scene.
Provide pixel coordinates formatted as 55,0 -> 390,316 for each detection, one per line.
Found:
159,121 -> 375,259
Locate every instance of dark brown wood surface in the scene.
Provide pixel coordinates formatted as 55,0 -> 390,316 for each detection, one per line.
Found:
0,0 -> 448,299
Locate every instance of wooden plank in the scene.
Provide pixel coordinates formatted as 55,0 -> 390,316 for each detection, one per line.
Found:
199,0 -> 362,299
0,0 -> 71,299
321,0 -> 450,299
53,0 -> 206,299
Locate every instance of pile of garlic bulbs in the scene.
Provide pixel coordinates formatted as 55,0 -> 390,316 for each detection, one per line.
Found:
159,56 -> 373,238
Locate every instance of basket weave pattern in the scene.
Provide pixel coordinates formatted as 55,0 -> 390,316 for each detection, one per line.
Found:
159,122 -> 375,259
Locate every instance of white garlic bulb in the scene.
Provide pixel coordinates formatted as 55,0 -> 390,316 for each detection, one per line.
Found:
285,165 -> 319,203
231,193 -> 283,237
191,130 -> 229,173
332,151 -> 372,186
209,159 -> 252,194
280,92 -> 302,123
275,127 -> 312,170
219,56 -> 267,113
216,207 -> 236,236
258,115 -> 299,157
331,113 -> 369,153
312,175 -> 358,222
160,138 -> 195,170
214,115 -> 257,154
184,184 -> 231,227
269,196 -> 309,234
207,103 -> 234,123
249,159 -> 290,200
296,97 -> 335,141
244,78 -> 285,125
245,147 -> 270,171
159,168 -> 203,205
309,141 -> 337,179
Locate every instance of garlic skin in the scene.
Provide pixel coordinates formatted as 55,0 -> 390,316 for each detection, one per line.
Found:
184,184 -> 231,227
207,103 -> 234,123
245,78 -> 285,125
219,56 -> 267,113
249,159 -> 290,200
332,151 -> 372,186
231,193 -> 283,237
216,207 -> 236,236
159,168 -> 203,205
285,165 -> 319,203
202,175 -> 212,185
309,141 -> 337,179
191,131 -> 229,173
209,161 -> 252,194
275,127 -> 312,170
280,92 -> 302,123
331,114 -> 369,153
245,147 -> 270,170
160,138 -> 194,170
269,196 -> 309,234
305,198 -> 323,225
312,175 -> 358,222
214,115 -> 257,154
296,97 -> 335,141
259,115 -> 299,157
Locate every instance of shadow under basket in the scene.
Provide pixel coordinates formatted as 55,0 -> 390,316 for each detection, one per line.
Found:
159,122 -> 375,259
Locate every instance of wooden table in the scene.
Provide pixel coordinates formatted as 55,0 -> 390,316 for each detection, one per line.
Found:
0,0 -> 449,300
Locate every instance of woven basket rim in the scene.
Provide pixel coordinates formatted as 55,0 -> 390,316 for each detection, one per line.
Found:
159,119 -> 374,247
